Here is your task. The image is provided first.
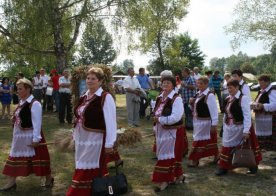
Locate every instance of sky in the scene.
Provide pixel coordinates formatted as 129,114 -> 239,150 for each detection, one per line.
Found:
115,0 -> 269,72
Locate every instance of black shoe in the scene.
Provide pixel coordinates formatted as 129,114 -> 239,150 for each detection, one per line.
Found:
0,183 -> 17,191
215,168 -> 228,176
151,157 -> 158,160
247,167 -> 258,174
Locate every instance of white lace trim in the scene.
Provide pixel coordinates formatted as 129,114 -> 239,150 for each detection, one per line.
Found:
157,135 -> 175,143
13,132 -> 33,138
255,114 -> 272,136
193,119 -> 211,141
75,140 -> 102,146
158,153 -> 175,160
222,124 -> 243,147
10,150 -> 35,157
76,161 -> 99,169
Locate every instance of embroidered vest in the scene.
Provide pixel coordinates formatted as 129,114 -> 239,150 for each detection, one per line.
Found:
224,94 -> 243,124
74,91 -> 108,133
154,93 -> 183,129
195,92 -> 212,119
17,98 -> 36,130
254,86 -> 276,114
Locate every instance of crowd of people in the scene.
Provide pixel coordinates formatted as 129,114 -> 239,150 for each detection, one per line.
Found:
0,66 -> 275,195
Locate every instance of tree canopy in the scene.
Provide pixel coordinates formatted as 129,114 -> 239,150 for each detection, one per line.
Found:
225,0 -> 276,48
77,19 -> 116,65
124,0 -> 190,69
147,32 -> 205,75
0,0 -> 191,74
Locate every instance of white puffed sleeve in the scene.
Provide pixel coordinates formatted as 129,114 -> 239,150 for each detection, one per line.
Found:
103,94 -> 117,148
31,101 -> 42,142
206,93 -> 218,126
263,90 -> 276,112
241,95 -> 252,133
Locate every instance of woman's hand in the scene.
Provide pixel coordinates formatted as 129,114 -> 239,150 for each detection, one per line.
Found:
243,133 -> 250,141
153,117 -> 159,123
257,103 -> 264,110
105,147 -> 113,154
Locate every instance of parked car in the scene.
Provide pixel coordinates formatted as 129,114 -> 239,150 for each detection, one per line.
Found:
251,84 -> 260,91
250,81 -> 276,91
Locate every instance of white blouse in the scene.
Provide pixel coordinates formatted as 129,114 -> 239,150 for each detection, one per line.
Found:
157,90 -> 184,125
239,79 -> 251,102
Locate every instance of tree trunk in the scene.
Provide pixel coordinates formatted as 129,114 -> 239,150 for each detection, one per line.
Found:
156,30 -> 165,69
51,3 -> 67,73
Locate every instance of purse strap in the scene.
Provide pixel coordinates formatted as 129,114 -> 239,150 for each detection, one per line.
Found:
231,138 -> 252,154
98,151 -> 120,177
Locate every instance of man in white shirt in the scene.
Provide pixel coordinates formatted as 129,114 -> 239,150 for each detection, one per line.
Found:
193,67 -> 201,81
32,71 -> 43,102
40,68 -> 51,111
58,69 -> 72,124
123,68 -> 141,127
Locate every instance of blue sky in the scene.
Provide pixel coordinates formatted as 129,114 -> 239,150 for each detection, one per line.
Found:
115,0 -> 269,72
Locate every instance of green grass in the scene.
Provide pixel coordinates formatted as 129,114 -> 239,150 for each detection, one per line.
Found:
0,92 -> 275,196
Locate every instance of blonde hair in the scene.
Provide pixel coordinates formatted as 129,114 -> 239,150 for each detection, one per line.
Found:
87,67 -> 104,81
197,76 -> 209,84
16,78 -> 33,90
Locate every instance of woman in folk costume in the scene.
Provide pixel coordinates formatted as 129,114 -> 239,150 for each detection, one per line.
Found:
231,69 -> 251,101
188,76 -> 219,167
1,79 -> 53,191
216,79 -> 262,176
67,67 -> 117,196
152,76 -> 188,192
252,75 -> 276,152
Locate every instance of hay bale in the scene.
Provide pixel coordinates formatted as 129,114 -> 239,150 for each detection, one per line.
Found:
54,130 -> 74,152
117,128 -> 142,146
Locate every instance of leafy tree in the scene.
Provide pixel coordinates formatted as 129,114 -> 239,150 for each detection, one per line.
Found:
124,0 -> 190,69
251,54 -> 271,74
0,0 -> 125,72
78,19 -> 116,65
147,33 -> 205,75
240,62 -> 256,74
147,58 -> 167,75
225,0 -> 276,48
209,57 -> 226,73
225,51 -> 252,72
0,0 -> 191,73
112,59 -> 134,74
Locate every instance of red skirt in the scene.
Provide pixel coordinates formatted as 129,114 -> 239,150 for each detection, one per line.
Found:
67,135 -> 108,196
188,131 -> 219,161
2,132 -> 51,177
219,125 -> 262,170
152,126 -> 187,183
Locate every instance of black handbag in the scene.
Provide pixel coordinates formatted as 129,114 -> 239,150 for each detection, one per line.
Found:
92,165 -> 128,196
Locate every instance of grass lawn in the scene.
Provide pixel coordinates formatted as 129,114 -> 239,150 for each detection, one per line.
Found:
0,92 -> 275,196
